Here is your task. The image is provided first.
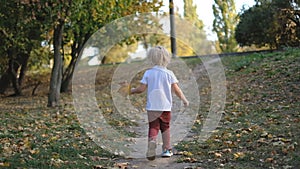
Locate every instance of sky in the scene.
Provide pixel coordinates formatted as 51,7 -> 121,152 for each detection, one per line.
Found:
162,0 -> 256,40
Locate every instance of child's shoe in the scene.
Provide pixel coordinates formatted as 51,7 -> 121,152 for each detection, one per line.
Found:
146,141 -> 156,160
161,149 -> 173,158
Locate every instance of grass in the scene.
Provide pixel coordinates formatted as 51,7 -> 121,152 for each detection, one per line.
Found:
176,48 -> 300,168
0,98 -> 115,168
0,48 -> 299,168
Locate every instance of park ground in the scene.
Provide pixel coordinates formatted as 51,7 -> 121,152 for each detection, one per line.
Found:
0,48 -> 299,169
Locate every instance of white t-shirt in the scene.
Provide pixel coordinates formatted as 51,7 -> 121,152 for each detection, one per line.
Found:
140,66 -> 178,111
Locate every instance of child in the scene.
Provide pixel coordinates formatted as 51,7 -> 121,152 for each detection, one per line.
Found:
130,46 -> 189,160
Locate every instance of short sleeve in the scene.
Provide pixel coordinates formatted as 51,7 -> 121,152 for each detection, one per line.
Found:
140,71 -> 148,85
169,71 -> 178,84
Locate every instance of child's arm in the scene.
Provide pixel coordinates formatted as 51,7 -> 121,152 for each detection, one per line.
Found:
130,84 -> 147,94
172,83 -> 189,107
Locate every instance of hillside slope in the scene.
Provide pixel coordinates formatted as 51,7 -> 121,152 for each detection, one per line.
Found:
176,48 -> 300,169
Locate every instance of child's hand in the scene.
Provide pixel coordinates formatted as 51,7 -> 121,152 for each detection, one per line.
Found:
183,99 -> 189,107
118,81 -> 130,97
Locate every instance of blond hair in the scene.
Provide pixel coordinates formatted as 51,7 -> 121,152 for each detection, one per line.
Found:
147,46 -> 171,67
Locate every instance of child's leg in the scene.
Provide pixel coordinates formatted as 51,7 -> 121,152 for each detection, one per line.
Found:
147,111 -> 162,141
146,111 -> 162,160
160,111 -> 171,150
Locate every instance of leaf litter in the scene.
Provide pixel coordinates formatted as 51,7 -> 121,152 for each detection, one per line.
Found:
0,49 -> 299,168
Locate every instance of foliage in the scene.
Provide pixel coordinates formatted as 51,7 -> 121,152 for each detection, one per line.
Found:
132,0 -> 211,57
183,0 -> 204,30
0,0 -> 164,102
138,1 -> 211,57
60,0 -> 164,93
28,47 -> 52,71
236,0 -> 300,48
0,1 -> 41,55
0,0 -> 43,95
213,0 -> 238,53
140,33 -> 210,57
182,0 -> 212,56
235,3 -> 278,48
104,43 -> 139,64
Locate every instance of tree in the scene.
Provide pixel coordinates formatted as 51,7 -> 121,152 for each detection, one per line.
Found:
0,0 -> 164,104
235,4 -> 277,48
60,0 -> 104,93
184,0 -> 204,30
31,0 -> 78,107
138,0 -> 211,57
212,0 -> 238,53
236,0 -> 300,48
60,0 -> 163,92
272,0 -> 300,47
45,0 -> 163,106
183,0 -> 212,55
0,1 -> 42,95
277,8 -> 300,47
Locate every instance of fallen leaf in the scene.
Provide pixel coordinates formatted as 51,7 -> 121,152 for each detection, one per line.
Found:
78,154 -> 87,159
93,165 -> 107,169
265,157 -> 274,163
90,156 -> 109,161
222,148 -> 232,153
233,152 -> 245,159
260,131 -> 268,137
114,162 -> 129,169
0,162 -> 10,167
214,152 -> 222,158
183,151 -> 193,157
183,157 -> 198,163
29,148 -> 40,155
118,82 -> 130,97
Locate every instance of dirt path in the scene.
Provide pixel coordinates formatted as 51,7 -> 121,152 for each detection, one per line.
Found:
114,155 -> 200,169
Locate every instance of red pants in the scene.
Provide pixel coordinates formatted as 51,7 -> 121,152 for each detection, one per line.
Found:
147,111 -> 171,150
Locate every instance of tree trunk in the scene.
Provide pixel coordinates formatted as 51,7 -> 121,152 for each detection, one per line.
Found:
60,59 -> 75,93
0,50 -> 21,95
48,20 -> 64,107
61,33 -> 88,93
17,53 -> 30,92
0,66 -> 12,94
60,42 -> 79,93
10,59 -> 22,96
